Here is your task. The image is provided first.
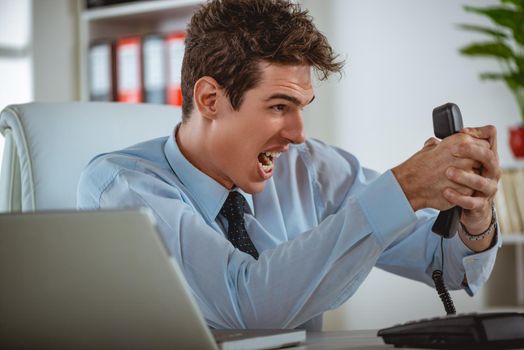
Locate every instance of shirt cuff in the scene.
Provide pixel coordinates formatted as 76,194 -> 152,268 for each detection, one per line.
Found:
452,228 -> 502,296
356,170 -> 417,248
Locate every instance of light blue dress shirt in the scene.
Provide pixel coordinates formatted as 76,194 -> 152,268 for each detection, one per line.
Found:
77,131 -> 500,331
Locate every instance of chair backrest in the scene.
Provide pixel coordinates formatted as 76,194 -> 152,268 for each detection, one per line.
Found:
0,102 -> 181,212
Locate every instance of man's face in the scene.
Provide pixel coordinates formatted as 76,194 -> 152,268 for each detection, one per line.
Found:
206,62 -> 314,193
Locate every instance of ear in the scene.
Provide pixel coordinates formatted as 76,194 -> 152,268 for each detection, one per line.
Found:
193,76 -> 222,120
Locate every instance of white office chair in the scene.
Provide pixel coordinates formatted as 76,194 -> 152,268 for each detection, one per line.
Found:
0,102 -> 181,212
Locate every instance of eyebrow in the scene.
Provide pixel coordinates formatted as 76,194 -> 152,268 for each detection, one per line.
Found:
265,93 -> 315,107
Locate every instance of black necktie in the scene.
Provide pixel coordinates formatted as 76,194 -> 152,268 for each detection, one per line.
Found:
220,191 -> 259,259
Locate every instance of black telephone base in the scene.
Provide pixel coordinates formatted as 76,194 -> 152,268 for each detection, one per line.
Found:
378,312 -> 524,349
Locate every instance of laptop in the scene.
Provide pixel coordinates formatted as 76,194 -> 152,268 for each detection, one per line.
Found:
0,209 -> 305,350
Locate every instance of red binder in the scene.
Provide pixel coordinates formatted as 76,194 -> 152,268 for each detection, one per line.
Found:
116,36 -> 142,103
166,32 -> 186,106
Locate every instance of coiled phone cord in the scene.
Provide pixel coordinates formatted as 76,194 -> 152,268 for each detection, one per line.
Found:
432,237 -> 456,315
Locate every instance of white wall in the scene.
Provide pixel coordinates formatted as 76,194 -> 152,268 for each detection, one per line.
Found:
0,0 -> 79,177
0,0 -> 33,178
0,0 -> 32,109
301,0 -> 517,330
32,0 -> 80,102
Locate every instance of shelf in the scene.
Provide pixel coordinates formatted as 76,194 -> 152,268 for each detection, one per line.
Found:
501,159 -> 524,170
82,0 -> 204,21
483,306 -> 524,313
78,0 -> 202,101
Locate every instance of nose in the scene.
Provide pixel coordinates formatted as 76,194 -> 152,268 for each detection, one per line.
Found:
281,110 -> 306,145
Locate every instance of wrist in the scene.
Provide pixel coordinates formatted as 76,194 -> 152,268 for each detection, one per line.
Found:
392,164 -> 424,211
460,202 -> 493,234
459,205 -> 497,242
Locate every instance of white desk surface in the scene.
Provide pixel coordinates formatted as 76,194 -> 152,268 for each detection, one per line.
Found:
300,330 -> 395,349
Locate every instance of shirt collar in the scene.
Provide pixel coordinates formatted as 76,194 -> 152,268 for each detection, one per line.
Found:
164,127 -> 255,222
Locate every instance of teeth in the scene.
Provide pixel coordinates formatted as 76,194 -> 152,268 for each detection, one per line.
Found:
264,151 -> 282,159
259,151 -> 282,174
262,164 -> 273,172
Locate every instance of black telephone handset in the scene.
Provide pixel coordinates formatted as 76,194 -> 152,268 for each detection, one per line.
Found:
431,103 -> 464,238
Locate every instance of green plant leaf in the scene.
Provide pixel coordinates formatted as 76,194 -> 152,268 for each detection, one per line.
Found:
516,56 -> 524,71
509,72 -> 524,85
464,6 -> 518,29
505,75 -> 519,90
480,72 -> 507,80
501,0 -> 524,8
459,42 -> 514,59
477,72 -> 523,97
463,5 -> 524,44
462,1 -> 524,122
457,24 -> 508,39
495,72 -> 524,91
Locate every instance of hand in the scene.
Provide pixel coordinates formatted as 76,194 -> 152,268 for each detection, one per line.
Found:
444,126 -> 500,235
392,131 -> 490,212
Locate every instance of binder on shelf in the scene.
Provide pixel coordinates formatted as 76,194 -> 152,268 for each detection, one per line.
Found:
88,40 -> 115,101
512,169 -> 524,235
143,34 -> 167,104
116,36 -> 143,103
494,175 -> 511,234
166,32 -> 186,107
499,169 -> 524,234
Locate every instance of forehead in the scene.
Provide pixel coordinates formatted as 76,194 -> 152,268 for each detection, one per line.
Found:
254,62 -> 314,104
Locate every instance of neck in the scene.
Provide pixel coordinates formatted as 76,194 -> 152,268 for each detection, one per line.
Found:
176,119 -> 233,190
176,119 -> 204,172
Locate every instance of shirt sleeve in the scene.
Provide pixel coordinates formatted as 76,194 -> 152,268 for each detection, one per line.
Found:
77,154 -> 418,329
304,138 -> 500,297
375,208 -> 501,295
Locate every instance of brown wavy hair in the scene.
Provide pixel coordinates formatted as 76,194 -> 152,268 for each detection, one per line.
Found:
181,0 -> 343,119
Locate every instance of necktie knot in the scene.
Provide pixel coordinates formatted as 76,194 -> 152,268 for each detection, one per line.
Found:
220,191 -> 247,221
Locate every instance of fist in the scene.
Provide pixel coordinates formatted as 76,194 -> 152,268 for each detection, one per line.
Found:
392,131 -> 491,212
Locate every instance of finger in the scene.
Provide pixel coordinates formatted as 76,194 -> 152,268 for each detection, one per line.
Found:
445,167 -> 497,197
449,182 -> 474,196
443,188 -> 487,211
457,133 -> 491,149
452,157 -> 482,173
424,137 -> 440,148
460,125 -> 496,142
451,142 -> 499,179
461,125 -> 498,156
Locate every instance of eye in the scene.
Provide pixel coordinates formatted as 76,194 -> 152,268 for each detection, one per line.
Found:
271,104 -> 287,112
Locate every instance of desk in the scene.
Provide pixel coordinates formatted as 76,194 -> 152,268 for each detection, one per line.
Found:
301,330 -> 393,349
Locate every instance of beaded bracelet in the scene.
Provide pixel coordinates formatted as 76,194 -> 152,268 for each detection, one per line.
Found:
458,205 -> 497,241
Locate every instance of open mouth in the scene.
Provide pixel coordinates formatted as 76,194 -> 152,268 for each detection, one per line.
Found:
257,151 -> 282,173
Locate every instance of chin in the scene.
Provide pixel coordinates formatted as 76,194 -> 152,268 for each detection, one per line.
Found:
239,181 -> 266,194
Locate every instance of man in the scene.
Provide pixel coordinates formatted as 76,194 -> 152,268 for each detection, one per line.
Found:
78,0 -> 500,331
